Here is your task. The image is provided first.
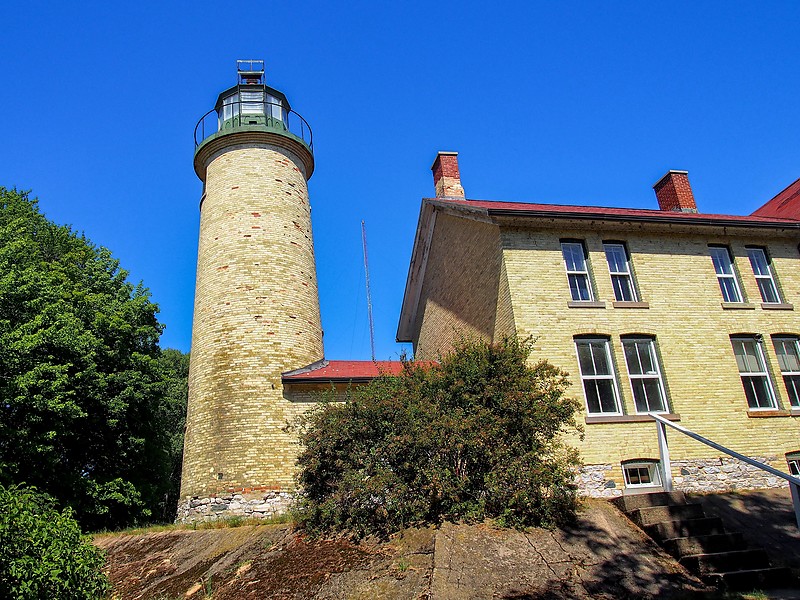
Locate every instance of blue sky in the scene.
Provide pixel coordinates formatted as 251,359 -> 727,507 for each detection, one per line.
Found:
2,2 -> 799,360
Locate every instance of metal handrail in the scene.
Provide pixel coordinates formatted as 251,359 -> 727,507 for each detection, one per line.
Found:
193,101 -> 313,151
651,412 -> 800,528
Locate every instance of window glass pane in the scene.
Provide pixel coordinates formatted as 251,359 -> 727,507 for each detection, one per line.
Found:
757,279 -> 779,303
590,342 -> 610,375
719,278 -> 740,303
562,243 -> 584,271
710,247 -> 732,275
733,339 -> 761,373
774,339 -> 800,372
643,379 -> 666,411
612,275 -> 635,301
623,341 -> 642,375
747,249 -> 769,275
631,379 -> 648,412
742,376 -> 772,408
584,380 -> 602,413
783,375 -> 800,407
596,380 -> 617,413
790,461 -> 800,476
605,245 -> 627,273
577,343 -> 595,376
568,274 -> 591,301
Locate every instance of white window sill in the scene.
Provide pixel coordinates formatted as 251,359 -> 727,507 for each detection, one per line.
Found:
761,302 -> 794,310
585,413 -> 681,424
567,300 -> 606,309
721,302 -> 755,310
612,301 -> 649,309
746,409 -> 791,418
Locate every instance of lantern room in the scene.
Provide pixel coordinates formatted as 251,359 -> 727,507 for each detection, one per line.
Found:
214,60 -> 289,129
193,60 -> 314,177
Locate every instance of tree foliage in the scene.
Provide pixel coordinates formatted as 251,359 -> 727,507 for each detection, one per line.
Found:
296,337 -> 582,537
0,484 -> 110,600
0,188 -> 187,529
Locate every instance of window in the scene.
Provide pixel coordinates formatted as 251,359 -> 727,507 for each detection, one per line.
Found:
709,246 -> 743,303
788,457 -> 800,477
604,243 -> 638,301
772,337 -> 800,408
561,242 -> 594,301
622,338 -> 668,413
747,248 -> 781,303
731,336 -> 778,409
622,461 -> 662,488
575,338 -> 621,414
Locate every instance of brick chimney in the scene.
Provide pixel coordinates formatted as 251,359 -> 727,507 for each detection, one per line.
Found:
431,151 -> 465,198
653,170 -> 697,213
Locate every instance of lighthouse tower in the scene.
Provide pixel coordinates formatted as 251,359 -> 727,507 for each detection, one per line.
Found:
179,61 -> 324,519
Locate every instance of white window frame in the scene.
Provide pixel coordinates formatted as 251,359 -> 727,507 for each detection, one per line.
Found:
788,458 -> 800,477
772,336 -> 800,408
622,338 -> 668,414
731,336 -> 778,410
709,246 -> 743,303
575,338 -> 622,415
746,247 -> 781,304
622,461 -> 662,489
561,242 -> 594,302
604,243 -> 638,302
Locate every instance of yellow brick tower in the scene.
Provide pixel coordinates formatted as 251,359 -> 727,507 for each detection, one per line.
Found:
179,60 -> 323,520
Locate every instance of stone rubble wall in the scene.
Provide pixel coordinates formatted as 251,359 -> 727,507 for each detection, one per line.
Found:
177,491 -> 293,523
577,456 -> 790,498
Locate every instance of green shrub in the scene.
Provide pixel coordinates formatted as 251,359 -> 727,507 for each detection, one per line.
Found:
295,337 -> 582,537
0,484 -> 110,599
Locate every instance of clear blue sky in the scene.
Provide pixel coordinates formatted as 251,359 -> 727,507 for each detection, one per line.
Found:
2,2 -> 799,360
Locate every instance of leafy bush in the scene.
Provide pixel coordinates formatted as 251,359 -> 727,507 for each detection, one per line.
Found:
0,484 -> 110,599
295,337 -> 582,537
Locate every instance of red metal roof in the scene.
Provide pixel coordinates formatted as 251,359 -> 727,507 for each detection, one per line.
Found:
282,360 -> 406,383
751,177 -> 800,220
433,198 -> 800,226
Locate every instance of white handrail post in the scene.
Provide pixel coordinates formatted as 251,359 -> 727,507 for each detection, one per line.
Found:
791,481 -> 800,529
656,418 -> 673,492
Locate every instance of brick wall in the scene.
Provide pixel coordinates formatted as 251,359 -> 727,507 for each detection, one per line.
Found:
413,212 -> 515,359
501,223 -> 800,490
181,141 -> 324,501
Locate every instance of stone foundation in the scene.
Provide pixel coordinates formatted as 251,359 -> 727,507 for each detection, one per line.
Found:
671,456 -> 787,493
576,464 -> 620,498
177,490 -> 294,523
577,456 -> 789,498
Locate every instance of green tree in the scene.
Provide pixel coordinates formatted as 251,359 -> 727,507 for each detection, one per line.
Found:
155,347 -> 190,521
0,187 -> 187,529
296,337 -> 582,537
0,484 -> 110,600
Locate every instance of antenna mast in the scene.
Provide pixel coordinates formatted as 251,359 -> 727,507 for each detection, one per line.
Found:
361,220 -> 376,361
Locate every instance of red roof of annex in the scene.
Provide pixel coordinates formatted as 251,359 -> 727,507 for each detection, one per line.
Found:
282,360 -> 406,383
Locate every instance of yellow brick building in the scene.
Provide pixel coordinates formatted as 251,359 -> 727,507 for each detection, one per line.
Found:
397,152 -> 800,496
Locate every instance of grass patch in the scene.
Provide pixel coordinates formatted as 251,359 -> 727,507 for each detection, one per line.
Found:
91,513 -> 294,537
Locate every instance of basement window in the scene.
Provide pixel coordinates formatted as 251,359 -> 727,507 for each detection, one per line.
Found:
622,460 -> 662,488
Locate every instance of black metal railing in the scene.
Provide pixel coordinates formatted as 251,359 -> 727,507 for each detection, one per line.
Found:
194,101 -> 313,152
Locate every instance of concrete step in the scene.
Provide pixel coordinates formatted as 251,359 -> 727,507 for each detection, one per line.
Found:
702,566 -> 794,591
611,491 -> 688,513
628,503 -> 705,527
679,548 -> 771,574
661,532 -> 747,558
644,516 -> 726,541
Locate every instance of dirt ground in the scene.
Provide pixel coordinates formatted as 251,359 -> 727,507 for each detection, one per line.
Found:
95,499 -> 711,599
